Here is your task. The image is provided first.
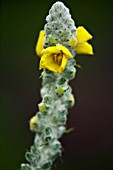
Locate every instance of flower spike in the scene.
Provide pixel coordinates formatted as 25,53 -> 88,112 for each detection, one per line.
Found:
20,1 -> 94,170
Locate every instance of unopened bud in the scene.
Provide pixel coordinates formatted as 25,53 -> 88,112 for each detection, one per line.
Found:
29,115 -> 38,130
38,102 -> 46,113
69,94 -> 75,107
55,86 -> 65,96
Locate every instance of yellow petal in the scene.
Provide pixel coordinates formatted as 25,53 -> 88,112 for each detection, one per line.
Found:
40,54 -> 53,69
35,30 -> 45,57
75,42 -> 93,55
76,26 -> 92,44
46,63 -> 61,73
56,44 -> 73,58
59,54 -> 68,73
39,54 -> 61,73
41,46 -> 60,55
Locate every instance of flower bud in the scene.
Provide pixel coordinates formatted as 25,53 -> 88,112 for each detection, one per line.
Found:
69,94 -> 75,107
55,86 -> 65,96
38,102 -> 46,113
29,115 -> 38,130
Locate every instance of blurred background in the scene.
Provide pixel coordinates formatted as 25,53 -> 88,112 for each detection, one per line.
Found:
0,0 -> 113,169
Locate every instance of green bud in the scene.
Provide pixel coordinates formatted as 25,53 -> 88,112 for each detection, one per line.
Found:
46,34 -> 58,45
55,86 -> 65,96
38,102 -> 46,113
69,94 -> 75,107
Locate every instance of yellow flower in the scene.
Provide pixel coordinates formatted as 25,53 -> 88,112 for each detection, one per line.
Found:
75,26 -> 93,55
35,27 -> 93,73
35,30 -> 45,57
40,43 -> 73,73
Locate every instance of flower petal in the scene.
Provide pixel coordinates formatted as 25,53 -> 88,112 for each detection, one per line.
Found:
41,46 -> 60,55
56,44 -> 73,58
75,42 -> 93,55
40,54 -> 53,69
76,26 -> 92,44
40,54 -> 61,73
35,30 -> 45,57
46,64 -> 61,73
59,54 -> 68,73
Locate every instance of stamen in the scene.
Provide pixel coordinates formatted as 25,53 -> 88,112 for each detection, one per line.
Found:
53,53 -> 62,65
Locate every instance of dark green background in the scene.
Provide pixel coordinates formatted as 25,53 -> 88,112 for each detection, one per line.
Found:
1,0 -> 113,170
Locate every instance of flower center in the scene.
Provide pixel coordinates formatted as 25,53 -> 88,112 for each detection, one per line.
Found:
53,52 -> 62,65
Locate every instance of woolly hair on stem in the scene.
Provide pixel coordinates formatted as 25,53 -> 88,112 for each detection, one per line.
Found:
20,1 -> 93,170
